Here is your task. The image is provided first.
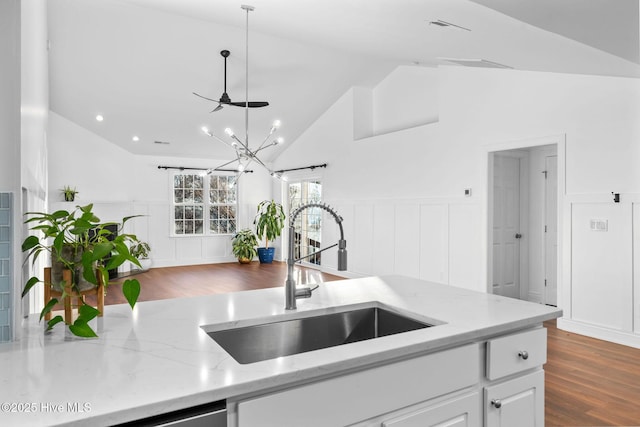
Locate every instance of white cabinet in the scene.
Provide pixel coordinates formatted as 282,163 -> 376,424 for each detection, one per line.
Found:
235,344 -> 479,427
484,371 -> 544,427
230,327 -> 548,427
381,392 -> 481,427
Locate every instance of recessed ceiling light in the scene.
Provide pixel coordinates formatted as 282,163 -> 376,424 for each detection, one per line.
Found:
428,20 -> 471,31
132,136 -> 140,142
95,114 -> 104,122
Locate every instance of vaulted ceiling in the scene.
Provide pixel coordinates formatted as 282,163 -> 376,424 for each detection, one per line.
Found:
47,0 -> 640,161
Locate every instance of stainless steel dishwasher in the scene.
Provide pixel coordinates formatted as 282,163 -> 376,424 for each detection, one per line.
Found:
117,400 -> 226,426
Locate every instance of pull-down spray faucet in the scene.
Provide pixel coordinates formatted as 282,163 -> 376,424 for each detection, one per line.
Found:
285,203 -> 347,310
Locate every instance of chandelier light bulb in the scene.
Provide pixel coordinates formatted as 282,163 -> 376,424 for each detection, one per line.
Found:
95,114 -> 104,122
225,128 -> 235,137
237,163 -> 245,172
201,126 -> 209,134
275,137 -> 284,145
272,120 -> 281,129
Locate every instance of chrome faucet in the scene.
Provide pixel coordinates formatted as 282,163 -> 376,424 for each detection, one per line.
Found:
285,203 -> 347,310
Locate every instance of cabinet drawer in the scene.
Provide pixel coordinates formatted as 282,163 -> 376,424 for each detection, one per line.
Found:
486,328 -> 546,380
237,344 -> 479,427
382,392 -> 481,427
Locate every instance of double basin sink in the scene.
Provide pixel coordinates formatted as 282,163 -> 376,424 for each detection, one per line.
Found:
202,303 -> 438,364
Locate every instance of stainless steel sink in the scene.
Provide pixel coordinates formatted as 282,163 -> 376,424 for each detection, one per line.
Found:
204,305 -> 434,364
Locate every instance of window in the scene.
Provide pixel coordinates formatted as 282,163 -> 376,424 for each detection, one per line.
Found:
288,179 -> 322,265
172,173 -> 237,235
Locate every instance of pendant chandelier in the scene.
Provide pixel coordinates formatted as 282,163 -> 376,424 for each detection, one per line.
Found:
200,5 -> 286,183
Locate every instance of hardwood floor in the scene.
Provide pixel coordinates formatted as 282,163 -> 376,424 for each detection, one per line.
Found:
93,263 -> 640,426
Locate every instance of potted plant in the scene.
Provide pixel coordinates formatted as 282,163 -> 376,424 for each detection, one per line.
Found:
21,203 -> 144,337
61,185 -> 78,202
254,200 -> 286,264
130,241 -> 152,271
231,229 -> 258,264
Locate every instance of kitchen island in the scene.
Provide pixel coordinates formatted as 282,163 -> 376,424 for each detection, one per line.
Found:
0,275 -> 561,426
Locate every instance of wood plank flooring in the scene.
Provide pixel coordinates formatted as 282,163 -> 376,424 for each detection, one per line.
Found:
93,263 -> 640,426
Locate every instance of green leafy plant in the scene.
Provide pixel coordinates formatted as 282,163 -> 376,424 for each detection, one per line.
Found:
21,204 -> 144,337
61,185 -> 78,202
231,229 -> 258,263
130,241 -> 151,259
254,200 -> 286,248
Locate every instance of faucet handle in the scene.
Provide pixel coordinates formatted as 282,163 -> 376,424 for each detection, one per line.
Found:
295,285 -> 317,299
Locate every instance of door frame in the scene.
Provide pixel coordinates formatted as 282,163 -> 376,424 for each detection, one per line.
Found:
484,135 -> 566,309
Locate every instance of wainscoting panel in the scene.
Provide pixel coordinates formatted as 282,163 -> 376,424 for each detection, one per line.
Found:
350,204 -> 374,276
419,204 -> 449,284
571,202 -> 632,332
394,204 -> 420,279
371,204 -> 396,276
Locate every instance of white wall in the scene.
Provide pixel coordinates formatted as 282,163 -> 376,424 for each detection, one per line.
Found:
47,113 -> 272,275
20,0 -> 49,326
274,64 -> 640,348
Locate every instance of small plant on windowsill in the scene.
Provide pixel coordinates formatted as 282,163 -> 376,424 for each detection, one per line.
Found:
61,185 -> 78,202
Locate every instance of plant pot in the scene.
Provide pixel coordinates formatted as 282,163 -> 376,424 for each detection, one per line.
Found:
257,247 -> 275,264
238,257 -> 252,264
64,194 -> 75,202
51,246 -> 95,292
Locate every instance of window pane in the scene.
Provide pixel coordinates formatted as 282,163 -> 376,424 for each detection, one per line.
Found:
185,175 -> 193,188
174,190 -> 183,203
185,221 -> 194,234
174,175 -> 183,188
175,221 -> 184,234
175,206 -> 184,219
194,189 -> 203,203
184,190 -> 194,203
185,206 -> 193,219
194,206 -> 203,220
228,220 -> 236,234
210,206 -> 219,220
194,175 -> 203,189
195,220 -> 203,234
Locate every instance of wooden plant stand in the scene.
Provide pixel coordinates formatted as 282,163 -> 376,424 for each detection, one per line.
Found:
43,267 -> 104,324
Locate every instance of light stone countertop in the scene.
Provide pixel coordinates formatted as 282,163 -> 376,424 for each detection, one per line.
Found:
0,275 -> 561,426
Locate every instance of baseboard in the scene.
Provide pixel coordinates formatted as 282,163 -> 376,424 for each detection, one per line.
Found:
557,318 -> 640,349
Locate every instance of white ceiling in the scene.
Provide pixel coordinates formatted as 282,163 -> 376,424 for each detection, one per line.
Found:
47,0 -> 640,162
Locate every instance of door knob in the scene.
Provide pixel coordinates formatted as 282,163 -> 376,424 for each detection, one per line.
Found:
518,350 -> 529,360
491,399 -> 502,409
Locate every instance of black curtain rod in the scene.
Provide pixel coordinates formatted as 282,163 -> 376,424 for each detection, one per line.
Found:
157,166 -> 253,173
274,163 -> 327,174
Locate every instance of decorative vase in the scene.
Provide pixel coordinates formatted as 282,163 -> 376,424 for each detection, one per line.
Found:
257,247 -> 275,263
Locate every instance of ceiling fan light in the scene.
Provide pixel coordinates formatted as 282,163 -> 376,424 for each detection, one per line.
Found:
225,128 -> 235,137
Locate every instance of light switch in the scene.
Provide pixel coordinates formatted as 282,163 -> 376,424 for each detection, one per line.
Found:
590,219 -> 608,231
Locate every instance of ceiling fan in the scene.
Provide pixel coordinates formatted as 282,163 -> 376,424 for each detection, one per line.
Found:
193,49 -> 269,113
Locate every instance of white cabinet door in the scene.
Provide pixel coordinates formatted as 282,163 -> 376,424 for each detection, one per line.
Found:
382,392 -> 480,427
484,371 -> 544,427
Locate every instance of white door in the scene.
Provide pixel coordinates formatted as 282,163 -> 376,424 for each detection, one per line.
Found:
544,156 -> 558,306
493,155 -> 521,299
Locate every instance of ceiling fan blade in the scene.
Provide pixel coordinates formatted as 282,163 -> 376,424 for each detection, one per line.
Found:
227,101 -> 269,108
193,92 -> 219,102
211,104 -> 224,113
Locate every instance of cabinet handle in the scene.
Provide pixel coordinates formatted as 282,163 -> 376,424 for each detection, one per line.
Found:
491,399 -> 502,409
518,350 -> 529,360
